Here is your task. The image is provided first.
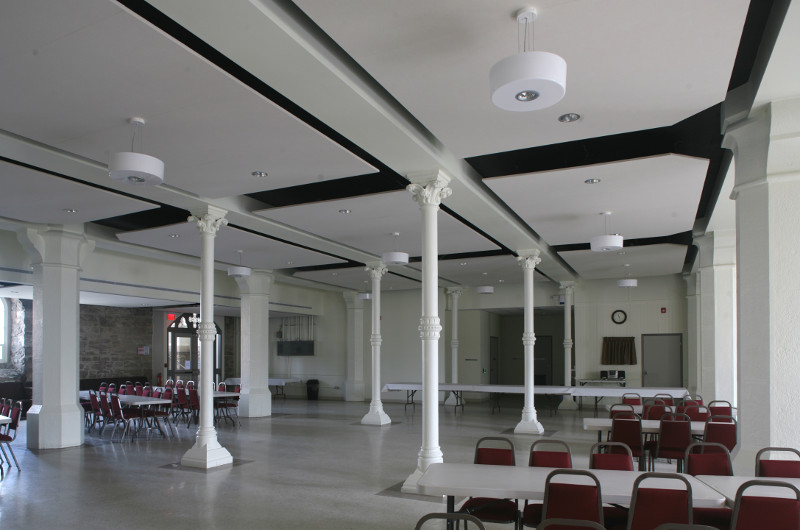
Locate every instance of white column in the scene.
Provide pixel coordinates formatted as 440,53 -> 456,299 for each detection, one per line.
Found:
362,263 -> 391,425
343,292 -> 365,401
181,206 -> 233,469
236,270 -> 274,417
402,169 -> 452,493
515,251 -> 544,434
695,231 -> 737,405
724,99 -> 800,465
444,288 -> 462,407
18,225 -> 94,449
559,281 -> 578,410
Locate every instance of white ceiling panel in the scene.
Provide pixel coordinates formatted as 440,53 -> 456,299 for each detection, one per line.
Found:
256,190 -> 499,257
485,155 -> 708,245
117,222 -> 344,270
294,266 -> 421,292
409,255 -> 550,286
0,160 -> 158,224
560,244 -> 687,280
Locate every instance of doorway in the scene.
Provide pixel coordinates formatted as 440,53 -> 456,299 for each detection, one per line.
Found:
641,333 -> 683,387
167,313 -> 222,384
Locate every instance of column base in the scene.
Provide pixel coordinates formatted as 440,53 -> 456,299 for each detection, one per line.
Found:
559,397 -> 579,411
26,404 -> 84,450
181,440 -> 233,469
239,386 -> 272,417
514,418 -> 545,434
361,406 -> 391,425
401,467 -> 425,493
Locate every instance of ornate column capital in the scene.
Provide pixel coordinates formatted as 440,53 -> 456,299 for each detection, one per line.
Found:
366,262 -> 388,279
406,169 -> 452,207
446,287 -> 462,299
188,205 -> 228,235
559,281 -> 575,292
517,250 -> 541,270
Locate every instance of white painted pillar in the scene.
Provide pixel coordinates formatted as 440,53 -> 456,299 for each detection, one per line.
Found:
559,281 -> 578,410
18,225 -> 93,449
444,287 -> 462,407
515,251 -> 544,434
695,231 -> 737,405
402,169 -> 452,493
343,292 -> 365,401
724,99 -> 800,465
235,270 -> 274,417
182,206 -> 233,469
362,262 -> 391,425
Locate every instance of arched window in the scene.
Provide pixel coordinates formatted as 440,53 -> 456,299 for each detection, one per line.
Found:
0,298 -> 7,362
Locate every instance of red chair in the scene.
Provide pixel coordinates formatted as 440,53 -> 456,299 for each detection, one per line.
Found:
174,386 -> 191,425
98,392 -> 113,436
622,393 -> 642,406
590,442 -> 634,471
134,383 -> 144,396
654,394 -> 675,406
730,480 -> 800,530
703,416 -> 737,453
610,404 -> 637,419
756,447 -> 800,478
151,388 -> 174,437
0,401 -> 22,469
523,469 -> 603,529
707,400 -> 733,420
88,390 -> 107,434
108,383 -> 117,394
187,387 -> 201,426
109,394 -> 142,442
683,405 -> 710,423
529,439 -> 573,468
457,437 -> 519,529
142,385 -> 152,397
645,404 -> 669,420
647,412 -> 692,472
685,442 -> 733,529
98,382 -> 108,392
627,472 -> 693,530
610,418 -> 645,471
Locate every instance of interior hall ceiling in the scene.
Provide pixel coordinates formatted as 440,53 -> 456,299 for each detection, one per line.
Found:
0,0 -> 794,304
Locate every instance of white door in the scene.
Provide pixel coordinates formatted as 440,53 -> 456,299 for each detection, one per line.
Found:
641,334 -> 682,387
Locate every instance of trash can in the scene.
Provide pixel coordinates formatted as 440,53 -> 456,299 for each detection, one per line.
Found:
306,379 -> 320,400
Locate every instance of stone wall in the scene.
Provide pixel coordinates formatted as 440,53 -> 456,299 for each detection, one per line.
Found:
224,316 -> 238,377
0,298 -> 28,382
79,305 -> 153,380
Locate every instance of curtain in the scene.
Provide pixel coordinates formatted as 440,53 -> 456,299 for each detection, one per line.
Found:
601,336 -> 637,365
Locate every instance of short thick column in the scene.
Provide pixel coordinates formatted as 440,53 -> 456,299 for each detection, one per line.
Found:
182,206 -> 233,469
515,251 -> 544,434
362,263 -> 391,425
18,225 -> 94,449
236,271 -> 274,417
402,170 -> 451,493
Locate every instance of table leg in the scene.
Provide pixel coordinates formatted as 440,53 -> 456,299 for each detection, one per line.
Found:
447,495 -> 455,530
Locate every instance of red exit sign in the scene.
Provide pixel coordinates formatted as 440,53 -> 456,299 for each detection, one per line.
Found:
661,307 -> 667,314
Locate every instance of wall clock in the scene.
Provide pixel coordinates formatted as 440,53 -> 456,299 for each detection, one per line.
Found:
611,309 -> 627,324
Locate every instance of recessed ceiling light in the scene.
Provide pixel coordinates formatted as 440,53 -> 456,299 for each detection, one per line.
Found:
62,208 -> 77,213
498,279 -> 505,283
460,262 -> 468,266
617,251 -> 626,255
251,171 -> 268,178
168,233 -> 180,238
482,272 -> 488,276
558,113 -> 581,123
286,261 -> 293,265
584,178 -> 601,184
331,272 -> 338,276
624,263 -> 631,267
338,209 -> 351,214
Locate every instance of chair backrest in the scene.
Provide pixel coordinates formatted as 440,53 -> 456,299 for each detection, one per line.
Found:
175,380 -> 184,390
6,402 -> 22,433
153,389 -> 162,398
683,405 -> 710,422
188,388 -> 200,407
176,388 -> 188,405
165,379 -> 174,388
654,393 -> 675,406
542,469 -> 603,524
218,382 -> 227,392
645,404 -> 669,420
590,442 -> 634,471
474,436 -> 515,466
414,513 -> 486,530
98,382 -> 108,392
162,388 -> 173,401
89,390 -> 102,414
611,418 -> 643,454
99,391 -> 112,416
142,385 -> 152,397
708,400 -> 733,418
135,384 -> 144,396
684,442 -> 733,476
658,413 -> 692,449
622,393 -> 642,406
186,380 -> 195,390
703,415 -> 737,452
108,383 -> 117,394
731,479 -> 800,530
529,439 -> 572,468
118,384 -> 127,395
610,403 -> 637,419
110,394 -> 124,420
539,519 -> 607,529
756,447 -> 800,478
627,472 -> 692,530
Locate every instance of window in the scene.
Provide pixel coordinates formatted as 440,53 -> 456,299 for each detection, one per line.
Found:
0,298 -> 7,362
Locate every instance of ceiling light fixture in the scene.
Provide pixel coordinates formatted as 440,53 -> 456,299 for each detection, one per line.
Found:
338,209 -> 351,214
251,171 -> 268,178
382,232 -> 409,265
617,279 -> 638,288
590,211 -> 623,252
490,7 -> 566,112
168,233 -> 180,238
108,117 -> 165,185
476,286 -> 495,294
584,178 -> 601,184
227,249 -> 252,278
558,113 -> 581,123
62,208 -> 77,213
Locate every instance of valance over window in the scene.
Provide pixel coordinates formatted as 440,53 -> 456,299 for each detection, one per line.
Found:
601,336 -> 637,365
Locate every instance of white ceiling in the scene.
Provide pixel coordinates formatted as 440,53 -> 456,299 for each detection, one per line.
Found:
0,0 -> 795,308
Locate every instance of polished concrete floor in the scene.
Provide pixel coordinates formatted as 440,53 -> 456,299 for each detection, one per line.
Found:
0,396 -> 675,529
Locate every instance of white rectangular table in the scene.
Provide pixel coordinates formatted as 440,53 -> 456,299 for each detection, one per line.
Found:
697,475 -> 800,505
382,383 -> 572,414
0,414 -> 10,426
583,417 -> 706,442
572,386 -> 690,414
268,377 -> 301,400
418,462 -> 726,514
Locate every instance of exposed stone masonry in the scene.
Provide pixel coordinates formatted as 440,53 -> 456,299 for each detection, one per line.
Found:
79,305 -> 153,380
